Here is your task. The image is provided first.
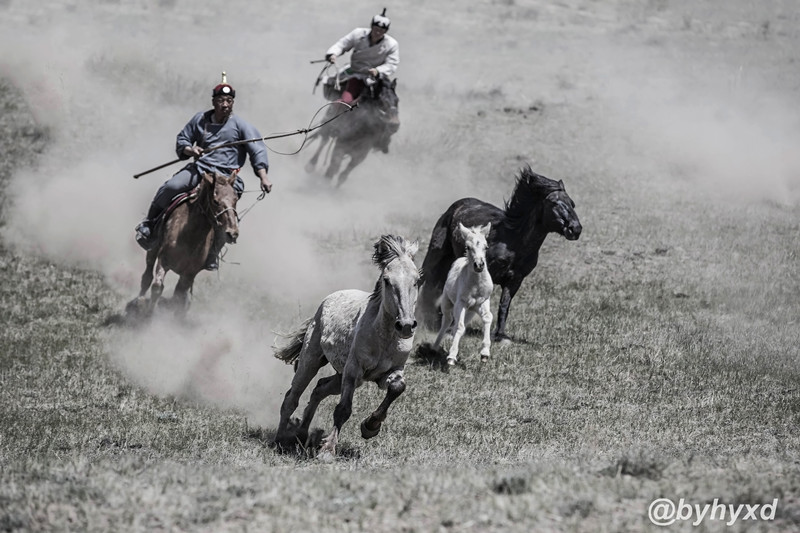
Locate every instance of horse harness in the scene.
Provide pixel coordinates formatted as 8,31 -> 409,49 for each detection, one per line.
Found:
161,181 -> 238,230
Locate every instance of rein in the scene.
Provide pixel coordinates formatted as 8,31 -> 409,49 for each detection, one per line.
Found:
196,186 -> 235,228
235,190 -> 266,222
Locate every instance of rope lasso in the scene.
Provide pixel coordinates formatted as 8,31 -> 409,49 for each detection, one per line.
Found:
264,100 -> 355,156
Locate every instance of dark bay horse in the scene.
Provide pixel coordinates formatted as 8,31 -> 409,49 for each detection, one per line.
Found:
126,171 -> 239,318
305,75 -> 400,187
418,166 -> 582,342
273,235 -> 420,459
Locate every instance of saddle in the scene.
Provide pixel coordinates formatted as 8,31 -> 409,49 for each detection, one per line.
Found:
136,187 -> 199,251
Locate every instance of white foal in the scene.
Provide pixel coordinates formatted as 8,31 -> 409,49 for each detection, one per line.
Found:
434,222 -> 494,366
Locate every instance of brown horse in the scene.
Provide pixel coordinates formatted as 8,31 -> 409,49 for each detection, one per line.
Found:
127,171 -> 240,318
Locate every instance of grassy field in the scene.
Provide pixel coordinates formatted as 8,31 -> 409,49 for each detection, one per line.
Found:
2,1 -> 800,532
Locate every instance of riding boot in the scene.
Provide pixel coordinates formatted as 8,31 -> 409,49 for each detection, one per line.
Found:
134,203 -> 162,251
204,227 -> 225,271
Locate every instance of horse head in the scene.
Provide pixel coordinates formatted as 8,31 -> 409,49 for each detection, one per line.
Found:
543,181 -> 582,241
507,167 -> 582,241
201,171 -> 240,244
372,235 -> 419,339
457,222 -> 491,273
363,76 -> 399,128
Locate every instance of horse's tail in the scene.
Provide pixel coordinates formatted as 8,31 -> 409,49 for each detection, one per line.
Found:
418,205 -> 459,330
421,205 -> 457,287
273,318 -> 313,365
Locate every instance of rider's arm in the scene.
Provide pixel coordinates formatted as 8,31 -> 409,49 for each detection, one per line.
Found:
375,36 -> 399,78
237,117 -> 270,186
256,167 -> 272,194
326,28 -> 366,61
175,112 -> 205,160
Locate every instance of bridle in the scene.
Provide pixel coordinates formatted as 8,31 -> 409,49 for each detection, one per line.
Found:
200,177 -> 239,228
213,205 -> 238,225
545,187 -> 568,208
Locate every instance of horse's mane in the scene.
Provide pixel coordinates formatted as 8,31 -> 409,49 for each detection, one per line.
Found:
369,235 -> 415,302
362,75 -> 397,104
503,165 -> 565,229
372,234 -> 411,268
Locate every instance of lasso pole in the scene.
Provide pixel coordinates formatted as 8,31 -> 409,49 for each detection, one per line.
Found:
132,104 -> 355,179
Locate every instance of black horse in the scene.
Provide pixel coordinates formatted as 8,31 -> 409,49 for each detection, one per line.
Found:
417,166 -> 582,342
305,75 -> 399,187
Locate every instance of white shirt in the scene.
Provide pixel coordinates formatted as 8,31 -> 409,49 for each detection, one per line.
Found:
327,28 -> 399,78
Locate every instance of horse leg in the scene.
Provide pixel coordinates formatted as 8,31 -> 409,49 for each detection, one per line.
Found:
335,143 -> 370,187
493,280 -> 521,343
447,303 -> 467,366
138,250 -> 157,297
275,322 -> 327,449
298,373 -> 342,439
319,360 -> 359,460
126,250 -> 158,317
325,143 -> 345,183
149,260 -> 167,314
432,297 -> 453,350
172,274 -> 195,318
478,299 -> 493,362
361,369 -> 405,439
305,135 -> 326,173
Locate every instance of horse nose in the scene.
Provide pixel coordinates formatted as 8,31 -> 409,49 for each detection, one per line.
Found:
474,260 -> 485,272
226,229 -> 239,244
394,319 -> 417,338
569,222 -> 582,240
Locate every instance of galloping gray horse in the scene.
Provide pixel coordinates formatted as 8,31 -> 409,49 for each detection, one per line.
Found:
274,235 -> 419,459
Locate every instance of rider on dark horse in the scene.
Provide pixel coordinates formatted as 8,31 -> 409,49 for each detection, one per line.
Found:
323,9 -> 399,151
134,74 -> 273,270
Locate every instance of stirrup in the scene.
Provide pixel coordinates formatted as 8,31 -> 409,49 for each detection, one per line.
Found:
135,222 -> 157,251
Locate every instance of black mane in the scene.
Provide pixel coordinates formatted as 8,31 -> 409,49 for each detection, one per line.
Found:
503,165 -> 564,229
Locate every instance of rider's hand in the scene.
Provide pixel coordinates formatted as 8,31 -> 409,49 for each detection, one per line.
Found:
183,145 -> 204,159
368,68 -> 378,77
260,177 -> 273,194
326,54 -> 336,63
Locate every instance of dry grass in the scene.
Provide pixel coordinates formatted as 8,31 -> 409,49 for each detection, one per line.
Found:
2,1 -> 800,531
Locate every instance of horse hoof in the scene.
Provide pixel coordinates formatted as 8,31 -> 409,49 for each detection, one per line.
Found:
317,449 -> 335,463
494,336 -> 512,347
446,357 -> 457,366
480,355 -> 490,363
360,420 -> 381,439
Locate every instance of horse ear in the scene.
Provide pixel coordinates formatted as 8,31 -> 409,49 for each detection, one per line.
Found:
227,169 -> 239,185
558,179 -> 565,189
481,222 -> 492,237
390,78 -> 397,90
203,172 -> 215,186
407,240 -> 419,259
457,221 -> 468,236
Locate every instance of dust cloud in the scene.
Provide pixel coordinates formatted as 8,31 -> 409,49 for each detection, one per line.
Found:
1,1 -> 798,423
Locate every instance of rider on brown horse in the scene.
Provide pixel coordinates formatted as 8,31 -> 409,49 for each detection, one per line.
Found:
135,73 -> 272,270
